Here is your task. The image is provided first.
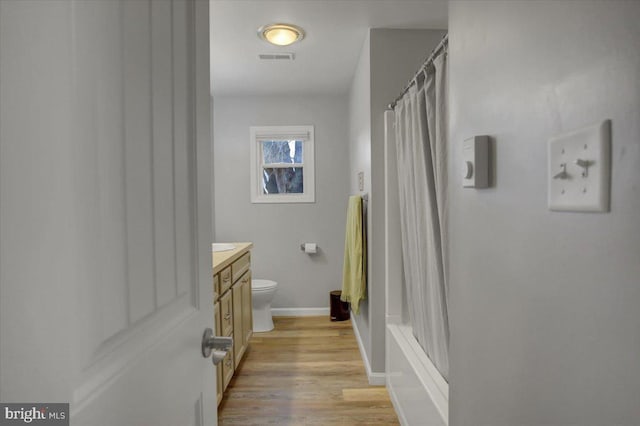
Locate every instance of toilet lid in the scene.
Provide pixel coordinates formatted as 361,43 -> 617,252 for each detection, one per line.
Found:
252,279 -> 277,291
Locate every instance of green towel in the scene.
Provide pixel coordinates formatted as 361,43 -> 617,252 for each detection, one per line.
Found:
341,195 -> 366,314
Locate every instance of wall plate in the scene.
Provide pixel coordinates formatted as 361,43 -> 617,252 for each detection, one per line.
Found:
462,135 -> 489,188
548,120 -> 611,212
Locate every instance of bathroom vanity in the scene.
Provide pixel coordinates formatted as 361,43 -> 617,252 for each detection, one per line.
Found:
212,242 -> 253,405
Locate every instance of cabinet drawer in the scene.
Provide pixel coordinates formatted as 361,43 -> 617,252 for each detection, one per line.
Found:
220,266 -> 232,295
237,270 -> 251,288
232,252 -> 251,283
219,290 -> 233,336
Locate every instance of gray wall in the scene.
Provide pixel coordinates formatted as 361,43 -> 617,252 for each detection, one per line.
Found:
348,29 -> 447,374
448,1 -> 640,425
213,95 -> 349,309
348,32 -> 372,365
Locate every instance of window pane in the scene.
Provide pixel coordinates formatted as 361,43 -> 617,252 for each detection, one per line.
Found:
262,167 -> 303,194
262,140 -> 303,164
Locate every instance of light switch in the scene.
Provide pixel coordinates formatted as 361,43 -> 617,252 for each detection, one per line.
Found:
548,120 -> 611,212
463,136 -> 489,188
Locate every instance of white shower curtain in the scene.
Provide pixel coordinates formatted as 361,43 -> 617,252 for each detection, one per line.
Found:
393,50 -> 449,380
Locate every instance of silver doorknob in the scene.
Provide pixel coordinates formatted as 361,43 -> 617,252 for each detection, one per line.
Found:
201,328 -> 233,365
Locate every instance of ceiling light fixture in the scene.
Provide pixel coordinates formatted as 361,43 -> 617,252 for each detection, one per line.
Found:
258,23 -> 305,46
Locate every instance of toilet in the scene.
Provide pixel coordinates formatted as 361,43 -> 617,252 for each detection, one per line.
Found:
251,279 -> 278,332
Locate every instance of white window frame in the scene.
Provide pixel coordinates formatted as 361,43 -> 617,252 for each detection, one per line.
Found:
250,125 -> 315,203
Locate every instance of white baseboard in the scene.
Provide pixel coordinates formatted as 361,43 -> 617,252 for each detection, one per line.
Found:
368,371 -> 386,386
271,307 -> 329,317
351,314 -> 386,385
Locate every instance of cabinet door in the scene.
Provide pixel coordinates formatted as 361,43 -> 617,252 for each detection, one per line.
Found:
232,271 -> 252,366
221,296 -> 234,392
232,281 -> 243,366
220,290 -> 233,336
213,273 -> 220,300
242,271 -> 253,344
221,340 -> 234,392
214,301 -> 223,405
214,300 -> 224,405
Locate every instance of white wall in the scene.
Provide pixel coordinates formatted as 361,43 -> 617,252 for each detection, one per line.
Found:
213,95 -> 349,310
348,28 -> 447,375
448,1 -> 640,425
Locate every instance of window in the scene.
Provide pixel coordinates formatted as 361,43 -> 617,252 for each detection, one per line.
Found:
250,125 -> 315,203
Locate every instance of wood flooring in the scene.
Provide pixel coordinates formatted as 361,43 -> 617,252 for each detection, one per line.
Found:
218,316 -> 400,425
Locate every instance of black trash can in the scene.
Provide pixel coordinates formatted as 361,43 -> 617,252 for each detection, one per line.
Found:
330,290 -> 350,321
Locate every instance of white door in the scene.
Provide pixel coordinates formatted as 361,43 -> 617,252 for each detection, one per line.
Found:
0,1 -> 218,425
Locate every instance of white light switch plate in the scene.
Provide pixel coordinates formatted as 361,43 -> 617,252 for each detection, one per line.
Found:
548,120 -> 611,212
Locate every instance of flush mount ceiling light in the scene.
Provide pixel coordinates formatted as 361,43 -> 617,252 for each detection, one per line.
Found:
258,23 -> 305,46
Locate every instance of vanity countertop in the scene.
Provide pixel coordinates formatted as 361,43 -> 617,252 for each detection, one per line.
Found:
212,242 -> 253,274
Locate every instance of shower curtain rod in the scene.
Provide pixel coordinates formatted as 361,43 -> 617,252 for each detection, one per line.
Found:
387,33 -> 448,110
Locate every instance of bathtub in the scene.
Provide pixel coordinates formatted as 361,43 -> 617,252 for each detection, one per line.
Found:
386,323 -> 448,426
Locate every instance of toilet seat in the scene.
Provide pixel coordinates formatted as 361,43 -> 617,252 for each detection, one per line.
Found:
252,279 -> 277,291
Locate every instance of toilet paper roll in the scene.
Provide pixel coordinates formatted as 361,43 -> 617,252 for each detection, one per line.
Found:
303,243 -> 317,254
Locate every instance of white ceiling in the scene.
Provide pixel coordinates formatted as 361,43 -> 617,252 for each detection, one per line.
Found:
210,0 -> 448,96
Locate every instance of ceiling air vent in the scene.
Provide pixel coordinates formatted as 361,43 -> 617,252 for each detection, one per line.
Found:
258,53 -> 295,61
